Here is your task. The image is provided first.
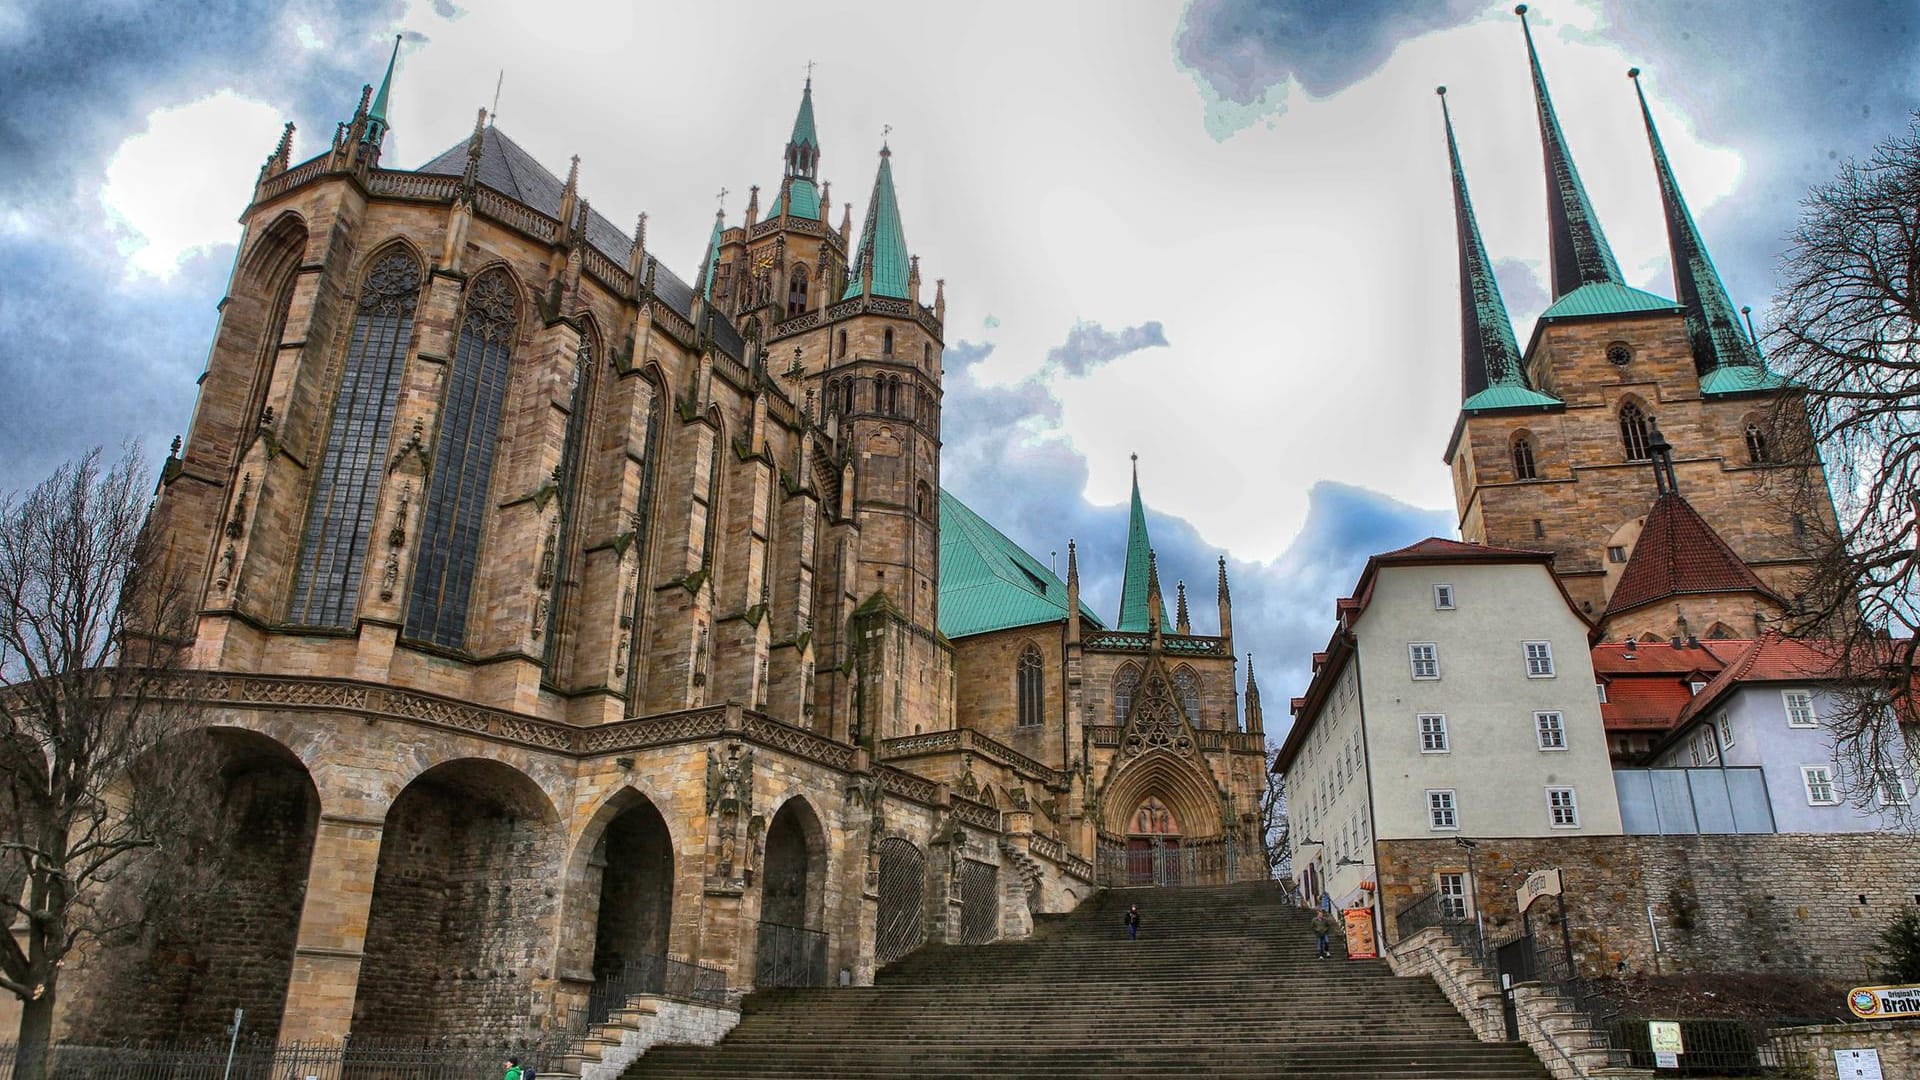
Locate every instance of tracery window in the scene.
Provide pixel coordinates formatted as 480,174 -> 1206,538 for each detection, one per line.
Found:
1745,421 -> 1770,464
622,377 -> 664,701
1016,644 -> 1044,727
289,249 -> 421,626
787,264 -> 809,319
1111,665 -> 1141,724
1619,402 -> 1652,462
404,268 -> 518,649
1511,432 -> 1537,480
544,327 -> 603,674
1173,666 -> 1201,723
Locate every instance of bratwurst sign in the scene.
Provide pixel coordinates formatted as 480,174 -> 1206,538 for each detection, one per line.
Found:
1847,984 -> 1920,1019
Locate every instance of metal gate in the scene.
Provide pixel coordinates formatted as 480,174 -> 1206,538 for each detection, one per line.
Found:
755,920 -> 828,987
960,859 -> 999,945
875,838 -> 926,965
1097,836 -> 1243,887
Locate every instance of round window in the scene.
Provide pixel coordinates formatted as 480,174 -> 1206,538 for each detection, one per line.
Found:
1606,342 -> 1633,366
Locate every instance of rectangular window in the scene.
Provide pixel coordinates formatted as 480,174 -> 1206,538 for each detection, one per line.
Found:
1717,713 -> 1734,750
1878,769 -> 1911,807
1433,584 -> 1455,610
1535,711 -> 1566,751
1702,729 -> 1720,765
1524,641 -> 1556,678
1438,873 -> 1468,919
1689,740 -> 1702,766
1547,787 -> 1580,828
1803,766 -> 1838,806
1427,789 -> 1458,830
1419,713 -> 1449,753
1784,690 -> 1818,728
1597,683 -> 1609,704
1409,643 -> 1440,680
1607,545 -> 1628,564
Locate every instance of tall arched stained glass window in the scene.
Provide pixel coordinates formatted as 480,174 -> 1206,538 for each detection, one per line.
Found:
1619,402 -> 1652,462
544,327 -> 603,676
1016,644 -> 1044,727
622,376 -> 664,702
1112,665 -> 1141,724
404,268 -> 518,649
1173,666 -> 1201,724
289,249 -> 421,626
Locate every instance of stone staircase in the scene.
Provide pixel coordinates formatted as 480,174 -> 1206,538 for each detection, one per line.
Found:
622,882 -> 1551,1078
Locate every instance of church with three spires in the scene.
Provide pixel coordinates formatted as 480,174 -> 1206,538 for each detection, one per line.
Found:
66,42 -> 1266,1050
1438,5 -> 1839,645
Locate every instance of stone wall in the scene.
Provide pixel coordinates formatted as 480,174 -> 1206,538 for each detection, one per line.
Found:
1379,834 -> 1920,979
1771,1019 -> 1920,1080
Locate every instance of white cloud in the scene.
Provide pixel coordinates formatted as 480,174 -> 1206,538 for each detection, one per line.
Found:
100,90 -> 286,279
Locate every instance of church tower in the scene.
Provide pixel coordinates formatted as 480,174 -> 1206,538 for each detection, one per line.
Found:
1441,8 -> 1837,638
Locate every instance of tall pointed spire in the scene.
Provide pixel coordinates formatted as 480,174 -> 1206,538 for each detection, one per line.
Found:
1244,654 -> 1264,736
1438,87 -> 1553,410
1517,5 -> 1624,299
786,76 -> 819,178
694,207 -> 726,304
1116,455 -> 1169,633
842,141 -> 911,300
1175,581 -> 1191,635
1629,68 -> 1766,380
365,34 -> 401,149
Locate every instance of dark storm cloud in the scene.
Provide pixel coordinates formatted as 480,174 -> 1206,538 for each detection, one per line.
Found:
1176,0 -> 1484,105
941,324 -> 1452,738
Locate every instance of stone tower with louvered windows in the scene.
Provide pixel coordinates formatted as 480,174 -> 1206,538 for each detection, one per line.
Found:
1439,10 -> 1839,639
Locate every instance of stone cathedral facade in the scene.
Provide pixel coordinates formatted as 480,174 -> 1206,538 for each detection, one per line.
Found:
57,56 -> 1267,1049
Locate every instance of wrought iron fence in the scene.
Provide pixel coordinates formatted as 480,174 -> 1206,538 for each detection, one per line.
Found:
1606,1018 -> 1810,1074
568,954 -> 729,1037
1493,930 -> 1628,1067
959,859 -> 1000,945
1392,889 -> 1484,965
755,920 -> 828,988
1095,838 -> 1246,888
0,1036 -> 558,1080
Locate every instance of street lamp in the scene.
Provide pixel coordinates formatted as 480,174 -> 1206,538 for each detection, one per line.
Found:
1454,836 -> 1485,953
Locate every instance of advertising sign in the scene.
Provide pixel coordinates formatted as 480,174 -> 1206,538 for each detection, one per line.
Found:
1834,1048 -> 1883,1079
1343,908 -> 1377,960
1516,868 -> 1563,914
1847,984 -> 1920,1019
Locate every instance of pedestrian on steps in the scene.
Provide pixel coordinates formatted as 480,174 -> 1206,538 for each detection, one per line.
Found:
1311,909 -> 1336,959
503,1057 -> 524,1080
1124,904 -> 1141,941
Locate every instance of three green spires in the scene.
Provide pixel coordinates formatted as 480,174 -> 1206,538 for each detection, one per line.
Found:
1445,4 -> 1770,412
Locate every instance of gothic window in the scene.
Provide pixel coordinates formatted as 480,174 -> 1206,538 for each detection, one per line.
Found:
881,376 -> 899,415
404,268 -> 518,649
1745,419 -> 1770,464
1016,644 -> 1044,727
1173,666 -> 1201,724
915,480 -> 932,519
622,376 -> 664,702
289,249 -> 421,627
842,377 -> 856,415
1111,665 -> 1141,724
923,343 -> 931,364
1619,401 -> 1652,462
544,326 -> 603,674
1511,432 -> 1537,480
883,328 -> 894,357
787,264 -> 809,319
837,330 -> 847,357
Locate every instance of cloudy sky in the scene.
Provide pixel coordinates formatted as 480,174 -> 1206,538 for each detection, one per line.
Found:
1,0 -> 1912,732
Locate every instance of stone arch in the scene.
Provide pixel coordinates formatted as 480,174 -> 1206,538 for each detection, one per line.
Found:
574,788 -> 676,983
239,210 -> 309,285
352,757 -> 563,1040
760,794 -> 829,930
61,727 -> 319,1043
1098,750 -> 1222,841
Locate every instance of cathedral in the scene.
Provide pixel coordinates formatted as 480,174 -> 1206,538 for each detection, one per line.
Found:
1439,7 -> 1838,642
71,45 -> 1266,1048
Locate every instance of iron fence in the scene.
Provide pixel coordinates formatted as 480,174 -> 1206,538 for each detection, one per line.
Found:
568,954 -> 729,1037
1607,1018 -> 1811,1075
1392,889 -> 1485,966
1095,838 -> 1247,888
754,920 -> 828,988
0,1036 -> 558,1080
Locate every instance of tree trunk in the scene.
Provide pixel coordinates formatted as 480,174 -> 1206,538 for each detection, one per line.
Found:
16,977 -> 56,1080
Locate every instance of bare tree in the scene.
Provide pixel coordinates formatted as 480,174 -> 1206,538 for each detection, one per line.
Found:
1259,743 -> 1290,886
1762,115 -> 1920,805
0,447 -> 217,1078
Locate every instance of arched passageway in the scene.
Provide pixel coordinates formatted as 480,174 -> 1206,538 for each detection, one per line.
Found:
590,796 -> 674,980
352,759 -> 559,1040
755,798 -> 828,987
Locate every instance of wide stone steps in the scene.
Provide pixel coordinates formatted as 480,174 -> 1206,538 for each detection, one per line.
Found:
621,882 -> 1549,1079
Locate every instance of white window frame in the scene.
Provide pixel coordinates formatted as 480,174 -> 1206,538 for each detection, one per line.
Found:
1689,680 -> 1708,695
1702,728 -> 1720,765
1546,787 -> 1580,828
1409,643 -> 1440,681
1427,789 -> 1458,831
1437,872 -> 1468,919
1535,711 -> 1567,751
1717,713 -> 1734,750
1877,768 -> 1912,807
1783,690 -> 1819,728
1596,683 -> 1609,704
1524,641 -> 1556,678
1418,713 -> 1449,754
1802,765 -> 1838,806
1433,584 -> 1456,610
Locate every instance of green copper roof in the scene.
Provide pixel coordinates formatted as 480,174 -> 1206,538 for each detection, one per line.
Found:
1699,364 -> 1788,396
1116,462 -> 1167,632
1519,6 -> 1624,298
1539,281 -> 1679,321
695,211 -> 725,303
843,147 -> 911,300
364,35 -> 400,146
764,178 -> 822,221
1632,71 -> 1766,378
1463,384 -> 1563,412
938,488 -> 1102,640
1440,88 -> 1551,408
790,79 -> 819,150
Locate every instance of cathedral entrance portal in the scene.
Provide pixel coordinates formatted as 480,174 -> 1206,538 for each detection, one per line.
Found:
1124,798 -> 1182,886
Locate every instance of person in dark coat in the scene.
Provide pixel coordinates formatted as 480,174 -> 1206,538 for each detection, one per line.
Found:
1312,910 -> 1337,959
1124,904 -> 1141,940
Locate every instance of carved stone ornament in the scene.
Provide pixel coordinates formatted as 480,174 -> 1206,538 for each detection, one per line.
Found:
1123,675 -> 1195,758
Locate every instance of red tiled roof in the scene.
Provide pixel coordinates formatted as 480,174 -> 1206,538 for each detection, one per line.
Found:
1605,493 -> 1782,617
1591,639 -> 1744,675
1601,681 -> 1699,732
1592,639 -> 1746,736
1377,537 -> 1555,561
1675,635 -> 1844,728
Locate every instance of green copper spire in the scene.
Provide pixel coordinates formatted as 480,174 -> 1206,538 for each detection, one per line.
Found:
1116,455 -> 1168,633
1517,5 -> 1624,299
364,34 -> 400,148
768,76 -> 822,219
1440,87 -> 1558,412
789,78 -> 819,155
695,208 -> 725,303
842,143 -> 911,300
1630,68 -> 1767,380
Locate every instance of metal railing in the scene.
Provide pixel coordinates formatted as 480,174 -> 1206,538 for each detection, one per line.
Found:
568,954 -> 729,1037
0,1036 -> 558,1080
1392,889 -> 1485,965
1096,838 -> 1247,888
755,921 -> 828,988
1607,1018 -> 1811,1074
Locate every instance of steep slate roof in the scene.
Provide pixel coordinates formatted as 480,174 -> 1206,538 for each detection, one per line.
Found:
1518,4 -> 1625,301
938,488 -> 1103,640
1115,463 -> 1169,632
416,126 -> 745,360
1438,87 -> 1562,414
1605,492 -> 1783,617
843,147 -> 910,300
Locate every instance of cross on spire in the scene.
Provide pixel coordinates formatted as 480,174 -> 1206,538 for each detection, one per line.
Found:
805,58 -> 816,83
715,187 -> 730,212
881,123 -> 892,147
